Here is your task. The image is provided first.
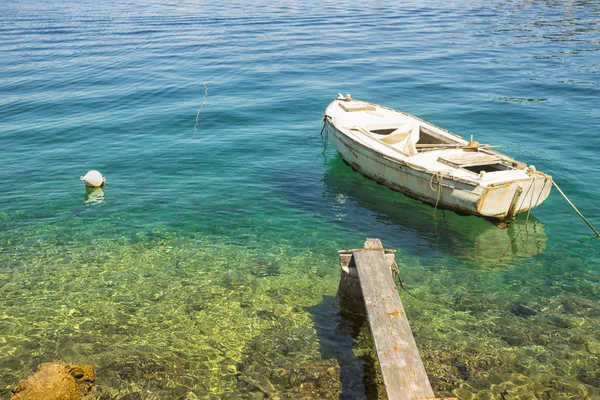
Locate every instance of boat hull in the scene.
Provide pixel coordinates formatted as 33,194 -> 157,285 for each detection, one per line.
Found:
325,119 -> 551,220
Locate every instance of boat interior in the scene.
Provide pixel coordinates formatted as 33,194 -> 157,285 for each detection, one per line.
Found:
355,121 -> 520,174
361,122 -> 458,155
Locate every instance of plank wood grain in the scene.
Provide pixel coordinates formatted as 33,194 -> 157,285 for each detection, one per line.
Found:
353,239 -> 435,400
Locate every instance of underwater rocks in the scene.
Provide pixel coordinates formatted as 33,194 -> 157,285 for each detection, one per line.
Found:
510,302 -> 538,318
92,350 -> 209,397
250,263 -> 281,278
236,318 -> 342,399
452,292 -> 509,313
577,368 -> 600,388
11,360 -> 99,400
96,352 -> 166,383
586,340 -> 600,357
238,359 -> 341,399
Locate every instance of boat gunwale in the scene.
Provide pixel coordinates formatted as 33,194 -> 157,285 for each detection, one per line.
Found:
327,98 -> 525,163
326,121 -> 475,191
325,100 -> 546,187
326,116 -> 488,188
330,123 -> 552,219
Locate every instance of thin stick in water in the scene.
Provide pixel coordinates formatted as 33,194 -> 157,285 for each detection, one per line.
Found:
193,83 -> 208,134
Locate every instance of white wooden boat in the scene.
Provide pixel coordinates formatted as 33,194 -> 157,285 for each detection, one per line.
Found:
324,95 -> 552,220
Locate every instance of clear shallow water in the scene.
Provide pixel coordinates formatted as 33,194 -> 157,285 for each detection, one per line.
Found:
1,0 -> 599,398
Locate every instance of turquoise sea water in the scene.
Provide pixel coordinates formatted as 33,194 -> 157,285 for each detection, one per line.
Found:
1,0 -> 599,398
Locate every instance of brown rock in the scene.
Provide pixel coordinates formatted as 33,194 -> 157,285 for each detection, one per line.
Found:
11,360 -> 99,400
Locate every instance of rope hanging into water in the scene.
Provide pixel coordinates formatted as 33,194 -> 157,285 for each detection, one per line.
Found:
391,261 -> 429,302
430,171 -> 443,217
499,176 -> 598,262
320,119 -> 328,158
193,83 -> 209,134
391,260 -> 451,306
552,179 -> 600,237
499,179 -> 536,263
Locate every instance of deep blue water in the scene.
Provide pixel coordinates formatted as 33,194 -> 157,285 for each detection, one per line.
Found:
1,1 -> 599,398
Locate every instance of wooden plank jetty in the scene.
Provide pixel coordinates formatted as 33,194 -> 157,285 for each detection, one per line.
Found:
339,239 -> 452,400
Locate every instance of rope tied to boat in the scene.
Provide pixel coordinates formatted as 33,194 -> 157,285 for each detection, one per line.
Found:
499,178 -> 536,263
551,178 -> 600,237
319,116 -> 327,139
525,167 -> 598,237
430,171 -> 444,217
312,117 -> 329,166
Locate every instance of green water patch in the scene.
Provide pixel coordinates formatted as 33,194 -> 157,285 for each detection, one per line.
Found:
1,216 -> 599,398
0,224 -> 343,398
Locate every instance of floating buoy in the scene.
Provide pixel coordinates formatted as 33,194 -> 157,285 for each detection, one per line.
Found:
80,170 -> 105,188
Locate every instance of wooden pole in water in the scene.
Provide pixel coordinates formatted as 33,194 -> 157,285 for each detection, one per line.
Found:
552,180 -> 600,237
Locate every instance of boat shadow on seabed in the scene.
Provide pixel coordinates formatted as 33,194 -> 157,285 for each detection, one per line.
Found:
322,156 -> 548,267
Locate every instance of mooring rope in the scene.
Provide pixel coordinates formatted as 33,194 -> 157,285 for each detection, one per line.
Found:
391,261 -> 429,302
552,179 -> 600,237
193,83 -> 208,134
499,178 -> 536,263
429,171 -> 443,217
499,175 -> 599,262
312,119 -> 328,166
391,260 -> 451,306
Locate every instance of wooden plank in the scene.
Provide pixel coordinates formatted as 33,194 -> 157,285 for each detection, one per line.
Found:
437,152 -> 501,168
353,240 -> 434,400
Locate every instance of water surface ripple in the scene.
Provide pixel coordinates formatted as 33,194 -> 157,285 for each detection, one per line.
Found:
1,1 -> 599,398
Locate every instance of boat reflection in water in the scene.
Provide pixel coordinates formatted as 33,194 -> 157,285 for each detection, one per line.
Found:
323,157 -> 547,266
84,187 -> 105,205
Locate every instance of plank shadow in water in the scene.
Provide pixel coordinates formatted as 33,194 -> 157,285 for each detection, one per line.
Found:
307,296 -> 383,399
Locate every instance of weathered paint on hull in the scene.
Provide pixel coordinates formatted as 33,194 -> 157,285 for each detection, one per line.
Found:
478,176 -> 552,219
325,121 -> 551,220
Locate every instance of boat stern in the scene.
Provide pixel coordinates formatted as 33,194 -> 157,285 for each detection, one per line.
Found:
477,173 -> 552,220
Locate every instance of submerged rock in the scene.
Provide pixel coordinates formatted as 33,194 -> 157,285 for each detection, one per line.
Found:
250,263 -> 281,277
98,353 -> 165,382
240,359 -> 342,399
237,318 -> 342,398
11,360 -> 99,400
541,315 -> 571,329
501,335 -> 527,346
510,302 -> 538,318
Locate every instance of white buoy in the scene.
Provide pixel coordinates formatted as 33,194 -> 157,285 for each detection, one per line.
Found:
80,170 -> 105,188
